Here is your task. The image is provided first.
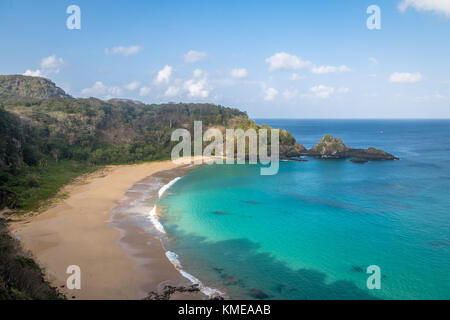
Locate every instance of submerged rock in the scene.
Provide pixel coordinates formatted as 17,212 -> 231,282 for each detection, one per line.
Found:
222,275 -> 244,286
286,158 -> 308,162
249,288 -> 270,299
213,211 -> 228,215
350,158 -> 369,164
352,265 -> 363,272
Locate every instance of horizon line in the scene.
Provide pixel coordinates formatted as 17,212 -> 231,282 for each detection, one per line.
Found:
253,117 -> 450,120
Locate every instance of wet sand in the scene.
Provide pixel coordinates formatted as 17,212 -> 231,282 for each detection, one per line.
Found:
10,159 -> 211,300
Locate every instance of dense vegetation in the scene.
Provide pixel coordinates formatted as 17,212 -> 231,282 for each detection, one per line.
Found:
0,218 -> 64,299
0,75 -> 301,212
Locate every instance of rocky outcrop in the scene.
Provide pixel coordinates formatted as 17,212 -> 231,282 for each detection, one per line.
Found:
298,134 -> 398,161
0,75 -> 72,99
344,147 -> 399,161
280,143 -> 307,159
143,284 -> 201,300
142,284 -> 225,300
308,134 -> 348,156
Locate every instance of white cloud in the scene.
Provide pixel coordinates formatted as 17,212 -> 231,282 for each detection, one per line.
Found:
369,57 -> 379,65
105,45 -> 142,56
415,91 -> 447,101
23,69 -> 44,77
263,87 -> 279,101
183,69 -> 209,98
184,50 -> 207,63
389,72 -> 423,83
310,85 -> 335,98
399,0 -> 450,17
40,54 -> 66,74
337,87 -> 350,94
81,81 -> 123,97
165,86 -> 180,97
23,54 -> 66,77
124,81 -> 141,91
290,73 -> 305,80
139,87 -> 151,97
311,65 -> 350,74
265,52 -> 311,72
184,79 -> 209,98
193,68 -> 205,78
283,89 -> 298,100
230,68 -> 248,79
155,65 -> 173,84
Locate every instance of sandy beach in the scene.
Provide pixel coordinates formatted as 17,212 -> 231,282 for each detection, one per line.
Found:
10,159 -> 211,300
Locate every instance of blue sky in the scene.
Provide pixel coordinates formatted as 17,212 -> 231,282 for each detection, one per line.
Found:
1,0 -> 449,118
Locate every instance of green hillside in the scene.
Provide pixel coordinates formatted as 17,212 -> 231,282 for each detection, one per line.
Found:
0,75 -> 302,212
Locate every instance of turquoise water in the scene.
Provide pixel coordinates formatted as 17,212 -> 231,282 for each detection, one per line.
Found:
159,120 -> 450,300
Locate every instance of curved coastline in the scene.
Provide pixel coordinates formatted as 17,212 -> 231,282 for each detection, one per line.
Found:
147,176 -> 225,298
9,158 -> 216,299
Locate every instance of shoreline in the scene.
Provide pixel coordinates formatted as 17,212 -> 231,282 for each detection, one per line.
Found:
9,158 -> 218,300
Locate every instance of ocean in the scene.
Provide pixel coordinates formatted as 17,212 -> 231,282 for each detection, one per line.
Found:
157,119 -> 450,300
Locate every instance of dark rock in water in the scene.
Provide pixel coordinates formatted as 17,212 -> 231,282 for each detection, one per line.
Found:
213,267 -> 224,274
301,134 -> 399,161
286,157 -> 308,162
249,288 -> 270,299
210,295 -> 225,300
429,240 -> 450,248
213,211 -> 227,215
143,284 -> 201,300
345,148 -> 399,161
352,265 -> 363,272
274,284 -> 285,293
280,142 -> 307,158
308,134 -> 347,157
222,275 -> 244,286
245,200 -> 260,205
219,271 -> 245,287
350,158 -> 368,164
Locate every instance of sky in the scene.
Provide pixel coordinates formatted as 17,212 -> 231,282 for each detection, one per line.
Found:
0,0 -> 449,118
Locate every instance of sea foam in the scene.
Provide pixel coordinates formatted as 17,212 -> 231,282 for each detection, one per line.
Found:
148,206 -> 166,234
165,251 -> 224,298
158,177 -> 181,198
148,177 -> 181,234
148,176 -> 225,298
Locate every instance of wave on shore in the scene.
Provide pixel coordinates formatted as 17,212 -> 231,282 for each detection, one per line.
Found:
147,175 -> 225,299
166,251 -> 224,298
148,177 -> 181,234
158,177 -> 181,198
148,206 -> 165,234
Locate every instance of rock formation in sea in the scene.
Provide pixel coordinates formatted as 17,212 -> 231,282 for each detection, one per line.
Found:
282,134 -> 399,161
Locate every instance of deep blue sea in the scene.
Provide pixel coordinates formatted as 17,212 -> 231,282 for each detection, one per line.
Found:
159,120 -> 450,299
